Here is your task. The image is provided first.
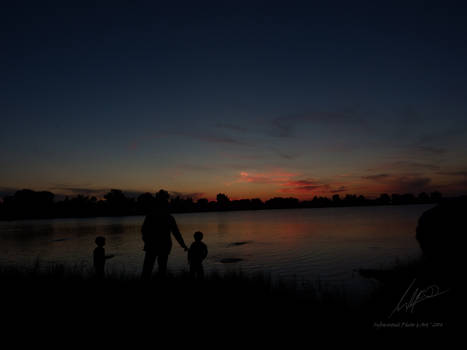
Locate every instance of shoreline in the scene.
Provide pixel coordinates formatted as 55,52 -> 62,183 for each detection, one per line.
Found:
0,202 -> 436,222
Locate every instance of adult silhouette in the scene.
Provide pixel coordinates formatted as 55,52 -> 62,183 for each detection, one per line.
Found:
141,190 -> 188,280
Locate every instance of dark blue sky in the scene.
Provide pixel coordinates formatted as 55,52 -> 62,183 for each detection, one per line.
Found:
1,1 -> 467,199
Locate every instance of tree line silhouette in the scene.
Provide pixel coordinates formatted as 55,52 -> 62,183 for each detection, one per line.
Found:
0,188 -> 445,220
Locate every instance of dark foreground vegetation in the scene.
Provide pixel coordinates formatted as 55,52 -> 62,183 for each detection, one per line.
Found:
0,188 -> 445,220
0,264 -> 358,339
0,256 -> 460,337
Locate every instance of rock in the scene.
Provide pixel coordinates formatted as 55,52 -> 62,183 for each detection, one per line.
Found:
227,241 -> 252,247
220,258 -> 243,263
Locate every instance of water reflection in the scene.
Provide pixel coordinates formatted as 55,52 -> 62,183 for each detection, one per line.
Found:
0,205 -> 430,293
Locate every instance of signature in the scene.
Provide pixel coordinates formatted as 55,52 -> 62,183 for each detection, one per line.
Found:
388,278 -> 449,319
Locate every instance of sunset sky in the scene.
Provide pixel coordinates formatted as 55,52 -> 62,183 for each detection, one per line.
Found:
1,1 -> 467,200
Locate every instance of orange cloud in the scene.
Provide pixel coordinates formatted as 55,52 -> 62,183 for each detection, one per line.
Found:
234,171 -> 345,198
236,170 -> 299,184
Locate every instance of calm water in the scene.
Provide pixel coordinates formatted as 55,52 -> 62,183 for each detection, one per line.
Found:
0,205 -> 432,297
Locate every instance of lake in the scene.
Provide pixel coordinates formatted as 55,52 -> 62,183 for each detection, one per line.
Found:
0,205 -> 432,300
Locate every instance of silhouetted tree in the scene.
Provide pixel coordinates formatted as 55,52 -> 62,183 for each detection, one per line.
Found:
57,195 -> 99,217
170,195 -> 195,213
0,187 -> 451,220
390,193 -> 418,205
2,189 -> 55,219
251,198 -> 264,210
196,198 -> 209,211
417,192 -> 430,203
344,194 -> 357,203
391,193 -> 401,205
310,196 -> 331,207
357,195 -> 366,204
216,193 -> 230,210
231,199 -> 251,210
104,189 -> 133,216
400,193 -> 416,204
265,197 -> 299,209
377,193 -> 391,205
332,194 -> 341,203
430,191 -> 442,203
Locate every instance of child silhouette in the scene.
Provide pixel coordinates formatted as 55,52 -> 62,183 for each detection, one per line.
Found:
188,231 -> 208,279
93,236 -> 114,279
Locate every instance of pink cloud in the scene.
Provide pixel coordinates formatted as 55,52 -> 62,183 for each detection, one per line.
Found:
235,171 -> 340,196
236,170 -> 299,184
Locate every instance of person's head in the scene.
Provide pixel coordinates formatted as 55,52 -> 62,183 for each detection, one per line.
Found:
95,236 -> 106,247
153,189 -> 170,213
194,231 -> 203,242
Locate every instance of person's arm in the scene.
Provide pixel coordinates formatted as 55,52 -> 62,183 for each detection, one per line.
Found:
203,245 -> 208,260
170,216 -> 188,250
105,254 -> 115,259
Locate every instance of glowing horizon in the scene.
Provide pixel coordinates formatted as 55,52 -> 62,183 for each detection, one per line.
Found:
1,3 -> 467,201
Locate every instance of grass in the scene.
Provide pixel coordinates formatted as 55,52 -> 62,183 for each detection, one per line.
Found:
0,258 -> 458,336
0,262 -> 361,334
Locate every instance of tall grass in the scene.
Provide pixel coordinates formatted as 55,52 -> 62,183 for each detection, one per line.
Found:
0,260 -> 353,324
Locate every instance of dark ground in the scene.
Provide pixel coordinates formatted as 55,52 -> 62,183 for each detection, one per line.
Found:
0,259 -> 460,343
